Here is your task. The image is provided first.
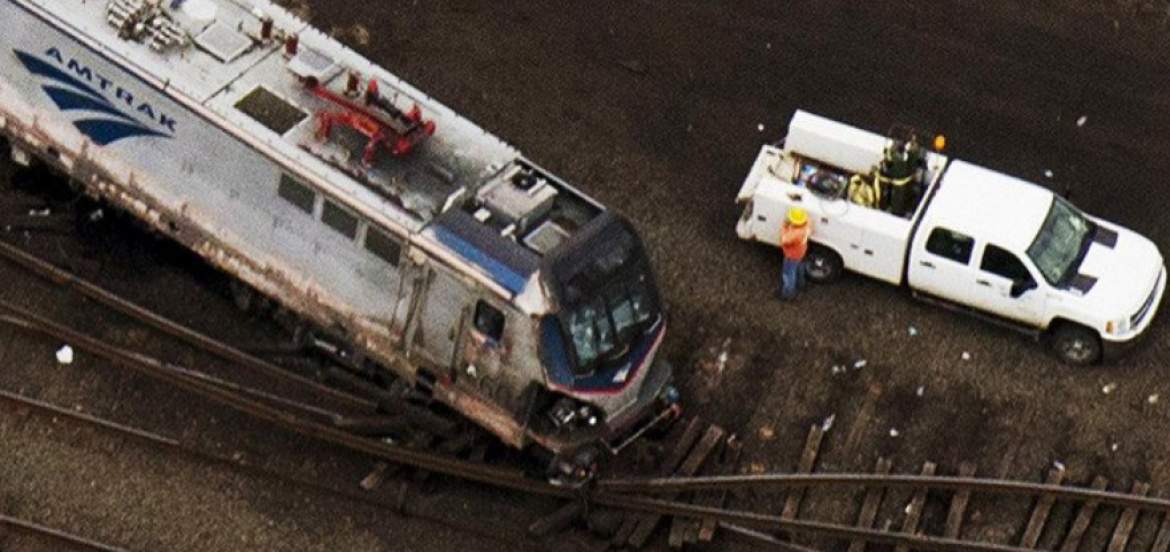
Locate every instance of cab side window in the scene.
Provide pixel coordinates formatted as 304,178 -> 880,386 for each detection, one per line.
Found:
981,244 -> 1032,282
925,227 -> 974,264
474,301 -> 505,342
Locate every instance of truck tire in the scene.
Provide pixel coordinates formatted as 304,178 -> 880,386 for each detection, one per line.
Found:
1049,323 -> 1102,366
804,245 -> 844,284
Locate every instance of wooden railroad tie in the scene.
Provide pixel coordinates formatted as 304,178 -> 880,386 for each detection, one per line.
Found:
628,422 -> 724,548
1019,465 -> 1066,548
698,436 -> 743,542
782,423 -> 827,521
894,461 -> 937,552
944,462 -> 977,539
848,456 -> 893,552
612,416 -> 702,547
1107,481 -> 1150,552
1151,507 -> 1170,552
1058,475 -> 1109,552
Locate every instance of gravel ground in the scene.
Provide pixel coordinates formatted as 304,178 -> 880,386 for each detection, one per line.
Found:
5,0 -> 1170,550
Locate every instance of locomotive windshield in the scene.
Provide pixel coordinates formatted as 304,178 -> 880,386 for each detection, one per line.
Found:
549,215 -> 661,376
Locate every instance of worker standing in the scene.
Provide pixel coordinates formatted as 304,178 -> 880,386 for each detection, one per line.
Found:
779,207 -> 811,300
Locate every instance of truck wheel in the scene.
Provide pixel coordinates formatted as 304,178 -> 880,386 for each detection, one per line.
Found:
804,245 -> 843,284
1050,323 -> 1102,366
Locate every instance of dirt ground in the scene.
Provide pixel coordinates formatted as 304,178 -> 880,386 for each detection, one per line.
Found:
5,0 -> 1170,550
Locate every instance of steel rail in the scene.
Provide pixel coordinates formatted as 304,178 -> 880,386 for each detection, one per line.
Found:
598,473 -> 1170,512
0,238 -> 378,411
0,388 -> 538,549
0,514 -> 128,552
586,493 -> 1032,552
0,302 -> 1076,552
0,301 -> 576,501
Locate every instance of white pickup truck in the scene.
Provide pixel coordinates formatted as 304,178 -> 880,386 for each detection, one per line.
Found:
736,111 -> 1166,364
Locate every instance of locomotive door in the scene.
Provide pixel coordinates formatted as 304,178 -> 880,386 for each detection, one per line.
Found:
408,264 -> 471,376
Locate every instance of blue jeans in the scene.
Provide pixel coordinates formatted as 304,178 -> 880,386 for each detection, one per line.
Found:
781,257 -> 805,299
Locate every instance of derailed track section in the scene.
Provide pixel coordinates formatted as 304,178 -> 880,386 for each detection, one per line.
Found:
2,226 -> 1170,551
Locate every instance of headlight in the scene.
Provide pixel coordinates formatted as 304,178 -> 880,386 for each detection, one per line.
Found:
548,398 -> 602,429
1106,317 -> 1131,335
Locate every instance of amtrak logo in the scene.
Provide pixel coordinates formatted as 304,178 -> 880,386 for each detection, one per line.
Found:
14,48 -> 177,145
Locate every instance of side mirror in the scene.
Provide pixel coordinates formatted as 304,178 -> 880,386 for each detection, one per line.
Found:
1010,279 -> 1037,298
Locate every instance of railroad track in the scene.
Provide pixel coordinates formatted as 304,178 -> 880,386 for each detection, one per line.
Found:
3,177 -> 1169,551
0,513 -> 128,552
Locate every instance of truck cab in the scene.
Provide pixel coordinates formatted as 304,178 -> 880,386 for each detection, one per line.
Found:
736,110 -> 1166,364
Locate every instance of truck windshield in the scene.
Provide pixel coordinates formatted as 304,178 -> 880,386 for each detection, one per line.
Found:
1027,196 -> 1094,286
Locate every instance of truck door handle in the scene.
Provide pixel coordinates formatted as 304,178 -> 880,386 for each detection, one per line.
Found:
976,279 -> 991,286
919,260 -> 935,269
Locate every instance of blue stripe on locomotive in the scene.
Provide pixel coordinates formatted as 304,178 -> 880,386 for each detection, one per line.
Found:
430,210 -> 539,295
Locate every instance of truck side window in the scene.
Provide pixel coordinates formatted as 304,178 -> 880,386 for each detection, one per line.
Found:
925,227 -> 974,264
981,244 -> 1032,282
474,300 -> 505,342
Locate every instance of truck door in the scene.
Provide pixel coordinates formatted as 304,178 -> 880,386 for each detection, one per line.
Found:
970,243 -> 1045,325
908,226 -> 979,303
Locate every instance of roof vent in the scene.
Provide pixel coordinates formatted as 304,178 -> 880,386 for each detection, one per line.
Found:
195,20 -> 251,62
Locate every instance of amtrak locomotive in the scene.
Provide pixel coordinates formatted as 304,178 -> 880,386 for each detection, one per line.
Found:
0,0 -> 677,474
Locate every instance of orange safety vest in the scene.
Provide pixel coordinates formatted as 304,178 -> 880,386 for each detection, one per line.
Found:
780,222 -> 810,260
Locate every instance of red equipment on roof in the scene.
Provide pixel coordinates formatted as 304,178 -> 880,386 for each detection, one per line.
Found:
306,78 -> 436,166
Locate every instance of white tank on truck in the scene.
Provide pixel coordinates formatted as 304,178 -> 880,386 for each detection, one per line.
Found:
736,110 -> 1165,364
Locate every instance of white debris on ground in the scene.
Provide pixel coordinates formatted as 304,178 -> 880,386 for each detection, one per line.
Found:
915,385 -> 925,397
821,414 -> 836,432
28,207 -> 51,217
1110,442 -> 1119,452
961,351 -> 971,361
1149,394 -> 1160,405
1053,460 -> 1066,471
1044,169 -> 1054,179
889,428 -> 900,438
758,426 -> 775,441
757,123 -> 765,132
853,359 -> 868,370
908,325 -> 918,337
55,345 -> 74,365
1102,382 -> 1117,395
830,364 -> 846,375
1077,115 -> 1088,127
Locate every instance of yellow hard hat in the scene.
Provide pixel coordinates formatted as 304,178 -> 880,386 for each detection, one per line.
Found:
787,207 -> 808,226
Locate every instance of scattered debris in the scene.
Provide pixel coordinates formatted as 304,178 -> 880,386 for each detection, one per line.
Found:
961,351 -> 971,361
748,462 -> 766,474
1043,169 -> 1054,179
27,207 -> 50,217
1076,115 -> 1088,127
853,359 -> 868,370
1053,460 -> 1066,471
88,208 -> 105,223
1149,394 -> 1160,405
1110,442 -> 1119,452
55,345 -> 74,365
821,414 -> 836,432
1102,382 -> 1117,395
765,42 -> 772,49
907,325 -> 919,337
830,364 -> 845,376
888,428 -> 900,438
757,123 -> 765,132
758,426 -> 775,440
915,385 -> 925,398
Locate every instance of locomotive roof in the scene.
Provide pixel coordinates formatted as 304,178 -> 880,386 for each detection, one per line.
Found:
28,0 -> 604,297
